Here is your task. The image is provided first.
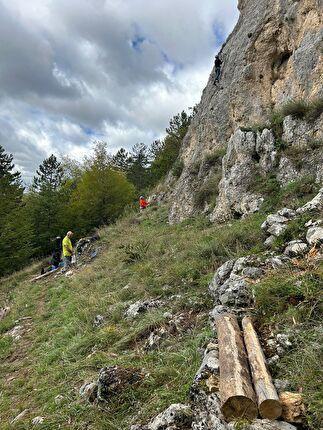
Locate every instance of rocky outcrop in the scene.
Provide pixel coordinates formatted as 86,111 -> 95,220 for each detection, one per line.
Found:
208,256 -> 264,309
169,0 -> 322,223
284,240 -> 308,257
124,299 -> 164,319
130,404 -> 193,430
261,187 -> 323,246
130,192 -> 323,430
0,305 -> 10,321
80,366 -> 145,406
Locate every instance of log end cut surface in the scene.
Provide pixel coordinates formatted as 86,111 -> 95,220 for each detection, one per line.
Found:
279,391 -> 305,423
259,399 -> 282,420
221,395 -> 258,421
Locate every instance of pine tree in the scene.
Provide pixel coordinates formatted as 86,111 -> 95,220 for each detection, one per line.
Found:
111,148 -> 130,172
0,145 -> 24,221
29,154 -> 64,254
127,143 -> 151,191
149,111 -> 191,183
0,146 -> 34,276
32,154 -> 63,192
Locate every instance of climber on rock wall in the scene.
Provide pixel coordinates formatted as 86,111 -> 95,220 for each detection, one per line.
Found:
214,55 -> 223,84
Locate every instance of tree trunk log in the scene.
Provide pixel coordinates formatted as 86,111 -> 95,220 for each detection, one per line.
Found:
279,392 -> 305,423
31,267 -> 59,282
216,313 -> 258,420
242,316 -> 282,419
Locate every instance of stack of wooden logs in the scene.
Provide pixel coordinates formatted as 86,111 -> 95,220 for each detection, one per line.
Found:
216,313 -> 298,422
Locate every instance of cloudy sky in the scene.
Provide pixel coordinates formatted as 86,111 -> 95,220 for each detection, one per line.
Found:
0,0 -> 239,183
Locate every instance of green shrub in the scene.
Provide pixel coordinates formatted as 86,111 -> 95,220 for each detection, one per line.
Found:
233,419 -> 250,430
123,240 -> 150,263
281,99 -> 308,119
270,97 -> 323,139
240,123 -> 270,133
172,159 -> 184,178
194,173 -> 221,208
250,174 -> 280,194
203,148 -> 226,166
248,174 -> 281,212
274,139 -> 289,151
253,175 -> 318,213
199,213 -> 265,263
253,265 -> 323,429
273,213 -> 312,248
270,110 -> 284,138
278,176 -> 318,208
305,96 -> 323,122
279,330 -> 323,428
283,146 -> 310,169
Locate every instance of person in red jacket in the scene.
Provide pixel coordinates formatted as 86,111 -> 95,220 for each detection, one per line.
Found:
139,196 -> 149,211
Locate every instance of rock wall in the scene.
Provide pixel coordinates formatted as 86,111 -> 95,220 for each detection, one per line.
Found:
169,0 -> 323,223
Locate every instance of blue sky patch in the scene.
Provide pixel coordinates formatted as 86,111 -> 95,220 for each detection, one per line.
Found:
81,126 -> 95,136
131,35 -> 146,52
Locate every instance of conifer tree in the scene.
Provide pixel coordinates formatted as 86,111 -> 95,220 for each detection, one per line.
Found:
0,146 -> 34,275
149,111 -> 191,182
0,145 -> 24,220
28,154 -> 64,254
32,154 -> 63,192
127,143 -> 151,191
111,148 -> 130,172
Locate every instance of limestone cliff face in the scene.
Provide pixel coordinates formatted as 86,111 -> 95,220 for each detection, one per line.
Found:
169,0 -> 323,223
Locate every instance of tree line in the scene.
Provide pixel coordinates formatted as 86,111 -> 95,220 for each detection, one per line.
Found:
0,110 -> 192,276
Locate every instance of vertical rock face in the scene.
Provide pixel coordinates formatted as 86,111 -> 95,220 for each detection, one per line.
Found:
169,0 -> 322,223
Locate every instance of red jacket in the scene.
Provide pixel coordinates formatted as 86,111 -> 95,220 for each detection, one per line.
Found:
140,198 -> 148,209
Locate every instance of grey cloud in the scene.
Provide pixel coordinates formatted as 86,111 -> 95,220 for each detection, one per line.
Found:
0,4 -> 81,99
0,0 -> 239,181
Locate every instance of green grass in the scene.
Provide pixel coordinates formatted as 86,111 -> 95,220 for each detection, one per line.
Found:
1,194 -> 322,429
269,96 -> 323,139
194,172 -> 222,208
250,175 -> 319,213
280,99 -> 309,119
0,336 -> 13,359
240,123 -> 270,133
253,263 -> 323,428
271,213 -> 313,249
241,97 -> 323,141
202,148 -> 226,167
0,205 -> 268,429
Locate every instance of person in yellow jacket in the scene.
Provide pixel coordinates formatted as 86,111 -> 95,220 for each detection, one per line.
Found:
62,231 -> 74,267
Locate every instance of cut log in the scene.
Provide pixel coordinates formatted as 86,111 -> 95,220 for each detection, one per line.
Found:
216,313 -> 258,420
279,391 -> 305,423
242,316 -> 282,420
31,267 -> 60,282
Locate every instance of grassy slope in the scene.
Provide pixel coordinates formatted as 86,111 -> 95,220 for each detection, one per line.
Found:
0,203 -> 322,429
